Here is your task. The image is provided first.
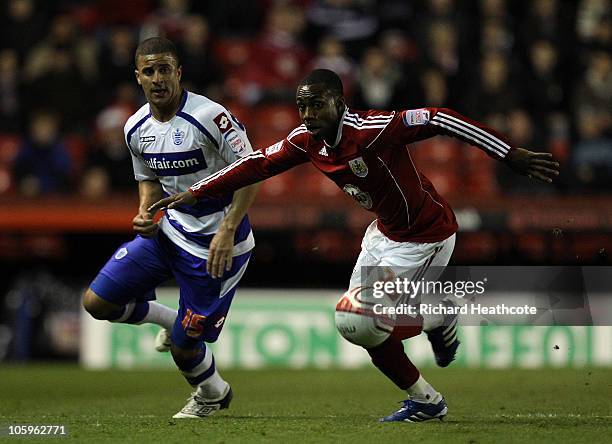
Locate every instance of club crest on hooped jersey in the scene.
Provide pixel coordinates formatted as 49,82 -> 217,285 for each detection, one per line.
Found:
343,184 -> 373,209
348,157 -> 369,177
172,128 -> 185,145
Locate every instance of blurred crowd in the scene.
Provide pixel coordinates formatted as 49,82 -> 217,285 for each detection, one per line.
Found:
0,0 -> 610,200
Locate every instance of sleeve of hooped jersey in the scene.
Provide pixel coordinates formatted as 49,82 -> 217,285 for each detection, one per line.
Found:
189,138 -> 310,199
394,107 -> 515,160
123,116 -> 158,181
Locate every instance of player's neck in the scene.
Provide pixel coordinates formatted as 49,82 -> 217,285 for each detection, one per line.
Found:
150,90 -> 183,122
321,121 -> 341,146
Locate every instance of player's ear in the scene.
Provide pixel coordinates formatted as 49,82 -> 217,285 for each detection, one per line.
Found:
135,69 -> 141,85
177,65 -> 182,82
336,96 -> 345,113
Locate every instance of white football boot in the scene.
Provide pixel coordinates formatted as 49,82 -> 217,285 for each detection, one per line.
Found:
173,385 -> 233,419
154,328 -> 171,352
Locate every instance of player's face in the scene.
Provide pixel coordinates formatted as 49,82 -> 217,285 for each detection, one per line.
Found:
135,53 -> 182,109
296,84 -> 345,143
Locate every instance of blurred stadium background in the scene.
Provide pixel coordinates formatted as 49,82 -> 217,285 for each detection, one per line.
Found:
0,0 -> 610,374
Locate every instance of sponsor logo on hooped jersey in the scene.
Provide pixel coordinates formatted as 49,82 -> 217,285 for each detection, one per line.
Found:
141,150 -> 207,176
342,184 -> 373,209
348,156 -> 369,177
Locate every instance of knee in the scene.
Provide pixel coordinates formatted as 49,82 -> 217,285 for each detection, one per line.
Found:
82,288 -> 116,320
171,343 -> 201,369
335,289 -> 391,349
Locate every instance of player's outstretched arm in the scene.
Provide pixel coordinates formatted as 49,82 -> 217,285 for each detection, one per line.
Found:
503,148 -> 560,183
149,137 -> 309,215
147,190 -> 196,214
407,108 -> 560,183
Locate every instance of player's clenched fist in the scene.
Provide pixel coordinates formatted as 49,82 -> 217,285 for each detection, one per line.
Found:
132,212 -> 159,237
148,190 -> 197,214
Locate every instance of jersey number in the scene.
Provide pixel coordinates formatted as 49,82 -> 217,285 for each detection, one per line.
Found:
181,308 -> 207,338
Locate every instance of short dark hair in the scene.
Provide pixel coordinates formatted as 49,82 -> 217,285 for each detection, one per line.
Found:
299,69 -> 343,97
134,37 -> 180,67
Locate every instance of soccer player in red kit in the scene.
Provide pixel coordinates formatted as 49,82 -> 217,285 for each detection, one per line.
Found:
149,69 -> 559,422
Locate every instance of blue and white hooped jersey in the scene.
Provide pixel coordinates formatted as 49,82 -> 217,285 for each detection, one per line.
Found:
124,90 -> 255,259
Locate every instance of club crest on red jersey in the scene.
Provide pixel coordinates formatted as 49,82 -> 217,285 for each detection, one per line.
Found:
349,157 -> 369,177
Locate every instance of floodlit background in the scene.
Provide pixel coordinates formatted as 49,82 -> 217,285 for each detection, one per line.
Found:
0,0 -> 610,367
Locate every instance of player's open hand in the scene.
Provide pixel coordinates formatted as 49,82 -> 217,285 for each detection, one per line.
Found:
505,148 -> 560,183
147,191 -> 197,214
133,212 -> 159,237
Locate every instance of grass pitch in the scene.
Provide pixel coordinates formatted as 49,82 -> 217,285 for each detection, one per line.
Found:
0,365 -> 610,443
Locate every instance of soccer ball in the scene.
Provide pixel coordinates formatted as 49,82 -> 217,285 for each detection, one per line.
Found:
334,286 -> 395,348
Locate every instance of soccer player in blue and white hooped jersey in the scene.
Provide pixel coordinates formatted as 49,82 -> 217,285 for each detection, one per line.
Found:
82,37 -> 259,419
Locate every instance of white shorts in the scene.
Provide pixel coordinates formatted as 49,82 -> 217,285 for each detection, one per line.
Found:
348,220 -> 456,292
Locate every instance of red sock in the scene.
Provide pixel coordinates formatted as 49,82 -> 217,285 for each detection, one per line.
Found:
391,314 -> 423,340
367,336 -> 420,390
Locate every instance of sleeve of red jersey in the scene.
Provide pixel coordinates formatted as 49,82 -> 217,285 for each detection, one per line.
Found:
393,108 -> 515,161
189,138 -> 309,199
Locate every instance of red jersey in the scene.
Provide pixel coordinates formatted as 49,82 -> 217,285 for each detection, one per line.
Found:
191,107 -> 514,243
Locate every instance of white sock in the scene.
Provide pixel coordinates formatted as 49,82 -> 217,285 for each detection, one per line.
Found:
141,301 -> 177,330
406,375 -> 442,403
196,370 -> 229,400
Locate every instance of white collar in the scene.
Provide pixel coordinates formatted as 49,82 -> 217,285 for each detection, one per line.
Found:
324,106 -> 348,148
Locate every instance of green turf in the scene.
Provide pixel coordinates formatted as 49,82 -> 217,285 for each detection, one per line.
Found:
0,365 -> 610,443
